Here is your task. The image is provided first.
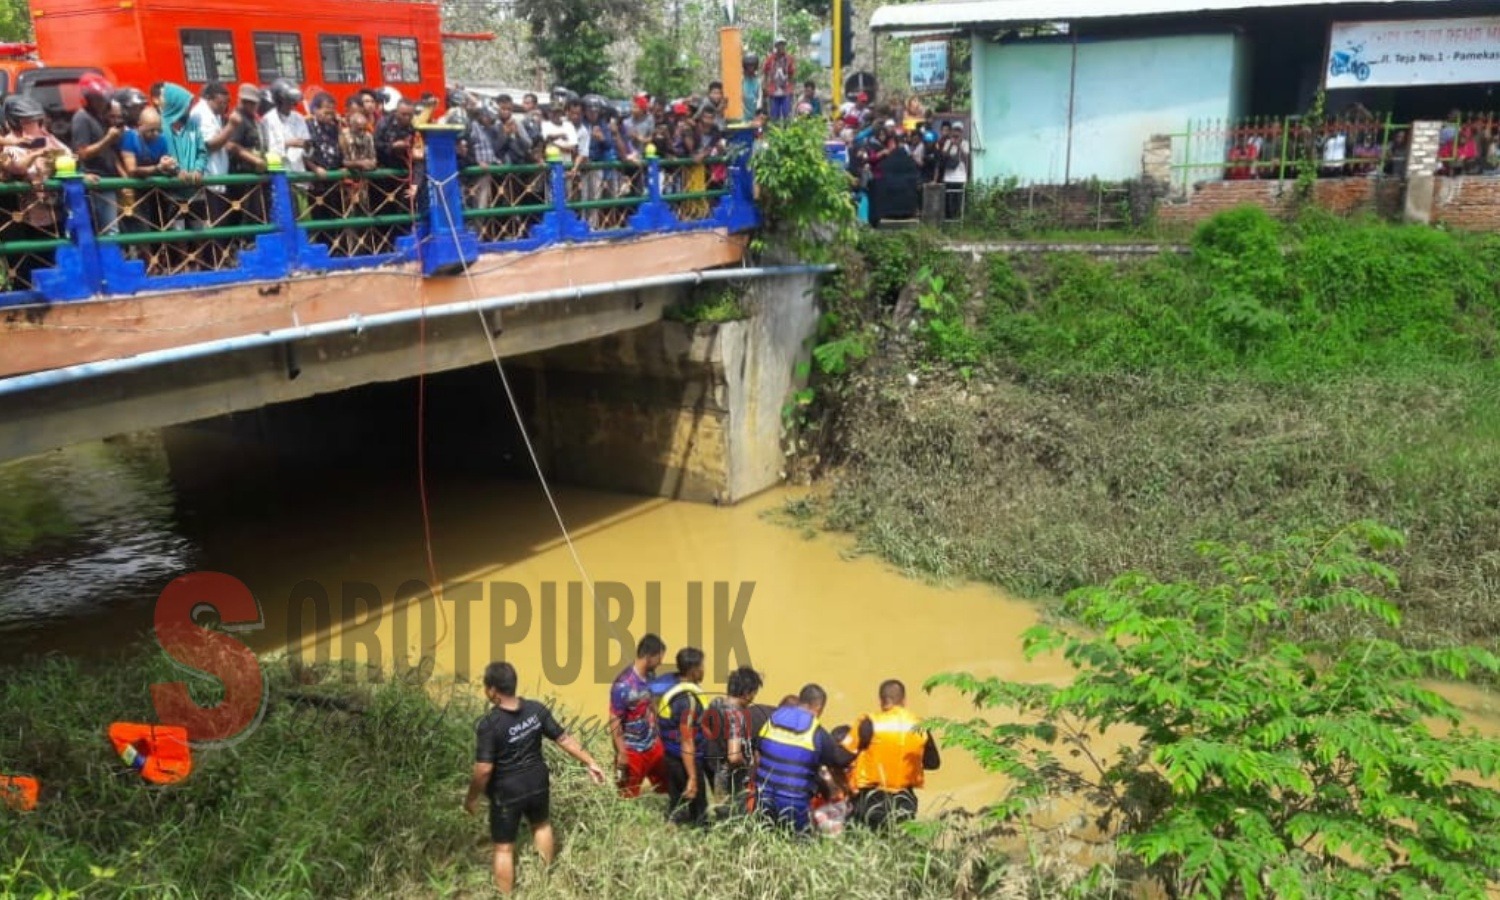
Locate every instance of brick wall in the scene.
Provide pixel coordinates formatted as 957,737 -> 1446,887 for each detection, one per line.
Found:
1432,177 -> 1500,231
1156,178 -> 1406,226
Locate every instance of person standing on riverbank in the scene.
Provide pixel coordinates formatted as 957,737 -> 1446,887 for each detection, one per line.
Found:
703,665 -> 763,816
609,634 -> 668,798
843,679 -> 940,828
657,647 -> 709,826
465,661 -> 606,896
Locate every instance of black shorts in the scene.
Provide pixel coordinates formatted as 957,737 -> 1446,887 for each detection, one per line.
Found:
489,790 -> 550,844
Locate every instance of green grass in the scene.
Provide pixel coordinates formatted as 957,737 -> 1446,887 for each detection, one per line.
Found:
803,209 -> 1500,650
0,650 -> 1080,899
663,287 -> 748,325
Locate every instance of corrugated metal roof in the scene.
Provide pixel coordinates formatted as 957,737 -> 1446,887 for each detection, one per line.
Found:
871,0 -> 1453,31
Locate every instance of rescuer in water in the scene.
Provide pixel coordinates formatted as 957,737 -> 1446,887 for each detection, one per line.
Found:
754,683 -> 856,834
465,661 -> 606,896
841,679 -> 941,828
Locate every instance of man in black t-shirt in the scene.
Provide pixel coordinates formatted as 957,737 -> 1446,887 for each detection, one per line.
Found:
464,661 -> 606,895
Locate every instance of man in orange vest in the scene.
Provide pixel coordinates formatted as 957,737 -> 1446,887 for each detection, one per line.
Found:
842,679 -> 941,828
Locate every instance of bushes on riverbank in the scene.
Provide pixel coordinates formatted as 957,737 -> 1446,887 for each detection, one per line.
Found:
0,652 -> 1048,899
801,210 -> 1500,649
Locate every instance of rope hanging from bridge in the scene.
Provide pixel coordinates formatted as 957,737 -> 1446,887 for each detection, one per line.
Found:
430,171 -> 601,603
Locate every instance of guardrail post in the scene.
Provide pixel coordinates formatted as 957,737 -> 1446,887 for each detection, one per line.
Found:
34,171 -> 104,300
266,160 -> 301,270
546,158 -> 589,242
417,125 -> 479,276
629,157 -> 671,230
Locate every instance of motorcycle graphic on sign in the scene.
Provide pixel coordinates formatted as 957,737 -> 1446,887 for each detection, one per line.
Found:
1329,41 -> 1372,82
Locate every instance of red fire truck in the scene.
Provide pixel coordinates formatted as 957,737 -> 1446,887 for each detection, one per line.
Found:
27,0 -> 447,107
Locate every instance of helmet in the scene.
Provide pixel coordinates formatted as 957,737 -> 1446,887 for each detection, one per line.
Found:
381,86 -> 403,112
78,72 -> 114,98
447,87 -> 469,107
5,94 -> 43,126
582,94 -> 605,112
743,53 -> 759,68
113,87 -> 147,110
269,78 -> 302,106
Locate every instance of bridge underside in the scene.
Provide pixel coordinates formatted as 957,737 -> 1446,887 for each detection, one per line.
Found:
0,232 -> 746,465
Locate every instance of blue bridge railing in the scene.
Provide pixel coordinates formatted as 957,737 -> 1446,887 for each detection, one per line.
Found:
0,127 -> 758,308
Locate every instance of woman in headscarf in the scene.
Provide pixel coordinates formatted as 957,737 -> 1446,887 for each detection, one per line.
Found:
159,83 -> 207,182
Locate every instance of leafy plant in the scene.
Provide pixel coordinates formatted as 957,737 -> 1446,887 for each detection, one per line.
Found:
928,522 -> 1500,899
913,265 -> 981,365
812,331 -> 872,375
750,115 -> 856,260
664,287 -> 748,323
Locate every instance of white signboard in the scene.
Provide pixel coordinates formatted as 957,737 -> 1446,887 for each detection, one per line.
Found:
910,41 -> 948,93
1327,17 -> 1500,89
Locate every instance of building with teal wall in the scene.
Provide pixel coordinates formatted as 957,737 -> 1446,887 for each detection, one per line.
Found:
871,0 -> 1485,188
970,32 -> 1250,183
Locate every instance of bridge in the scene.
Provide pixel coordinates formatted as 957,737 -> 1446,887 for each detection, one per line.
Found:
0,129 -> 827,503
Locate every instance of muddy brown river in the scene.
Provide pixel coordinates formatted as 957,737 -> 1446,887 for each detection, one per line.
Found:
3,430 -> 1496,816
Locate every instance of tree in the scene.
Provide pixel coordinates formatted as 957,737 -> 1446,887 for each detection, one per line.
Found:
928,521 -> 1500,899
0,0 -> 32,42
515,0 -> 633,95
634,34 -> 698,103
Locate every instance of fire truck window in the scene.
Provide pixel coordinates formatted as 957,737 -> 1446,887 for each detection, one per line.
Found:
180,29 -> 237,83
378,37 -> 419,84
253,32 -> 305,85
318,35 -> 364,84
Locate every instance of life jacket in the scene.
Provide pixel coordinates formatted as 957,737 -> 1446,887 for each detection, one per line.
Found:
756,706 -> 821,801
0,775 -> 39,811
654,677 -> 705,758
107,723 -> 193,785
843,707 -> 927,792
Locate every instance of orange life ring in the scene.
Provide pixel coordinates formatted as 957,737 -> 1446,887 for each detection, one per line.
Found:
0,775 -> 39,811
107,723 -> 193,785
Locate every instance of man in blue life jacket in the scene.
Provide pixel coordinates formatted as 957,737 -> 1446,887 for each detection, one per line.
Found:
657,647 -> 708,826
755,683 -> 857,834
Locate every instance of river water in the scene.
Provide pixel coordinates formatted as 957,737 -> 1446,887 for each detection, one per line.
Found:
5,429 -> 1498,816
0,428 -> 1080,812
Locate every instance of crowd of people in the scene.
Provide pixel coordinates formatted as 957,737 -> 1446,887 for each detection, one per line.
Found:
464,635 -> 941,895
0,51 -> 972,288
1222,105 -> 1500,181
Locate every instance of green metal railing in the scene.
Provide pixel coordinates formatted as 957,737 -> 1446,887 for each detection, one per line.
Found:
1169,111 -> 1500,190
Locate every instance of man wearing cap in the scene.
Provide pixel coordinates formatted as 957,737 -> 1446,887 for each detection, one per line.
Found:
764,39 -> 796,122
225,84 -> 267,224
72,74 -> 124,231
226,85 -> 266,174
626,94 -> 654,149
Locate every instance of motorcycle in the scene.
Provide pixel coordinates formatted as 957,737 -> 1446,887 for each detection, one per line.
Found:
1329,43 -> 1372,82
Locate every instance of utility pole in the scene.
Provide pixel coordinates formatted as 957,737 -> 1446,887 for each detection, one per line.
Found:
832,0 -> 842,109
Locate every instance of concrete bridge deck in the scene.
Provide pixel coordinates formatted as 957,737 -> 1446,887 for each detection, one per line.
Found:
0,131 -> 829,502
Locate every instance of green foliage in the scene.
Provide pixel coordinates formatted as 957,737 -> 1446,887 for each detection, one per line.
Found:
0,0 -> 29,42
750,115 -> 856,259
928,523 -> 1500,899
516,0 -> 629,94
664,286 -> 748,323
981,212 -> 1500,378
634,35 -> 700,104
1295,90 -> 1326,204
913,265 -> 981,365
1,650 -> 1046,899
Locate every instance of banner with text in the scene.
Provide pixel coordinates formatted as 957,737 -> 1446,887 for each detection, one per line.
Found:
1326,17 -> 1500,89
910,41 -> 948,93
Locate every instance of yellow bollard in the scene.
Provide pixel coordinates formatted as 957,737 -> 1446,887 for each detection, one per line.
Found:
721,27 -> 744,122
